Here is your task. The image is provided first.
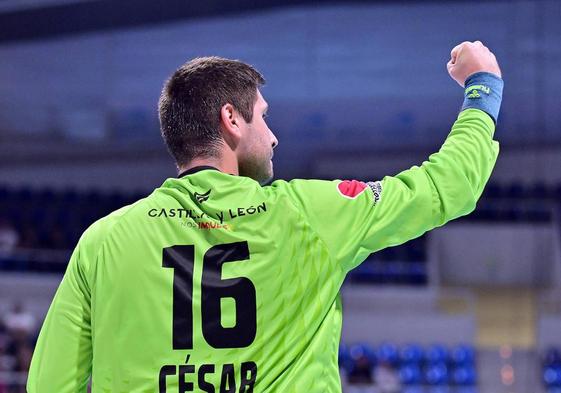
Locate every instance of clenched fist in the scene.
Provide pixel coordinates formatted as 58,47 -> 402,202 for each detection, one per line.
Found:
447,41 -> 502,87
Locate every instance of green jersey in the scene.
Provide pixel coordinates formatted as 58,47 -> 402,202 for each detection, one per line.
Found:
28,109 -> 499,393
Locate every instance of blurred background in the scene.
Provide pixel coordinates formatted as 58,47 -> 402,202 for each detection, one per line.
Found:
0,0 -> 560,392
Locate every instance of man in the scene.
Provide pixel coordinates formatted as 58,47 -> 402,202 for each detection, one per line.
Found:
27,41 -> 503,392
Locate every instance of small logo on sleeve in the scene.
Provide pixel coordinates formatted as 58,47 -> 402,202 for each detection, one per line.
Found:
465,85 -> 491,99
337,180 -> 368,199
194,189 -> 211,203
366,181 -> 383,204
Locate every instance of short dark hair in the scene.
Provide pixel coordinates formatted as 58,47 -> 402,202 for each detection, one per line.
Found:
158,56 -> 265,168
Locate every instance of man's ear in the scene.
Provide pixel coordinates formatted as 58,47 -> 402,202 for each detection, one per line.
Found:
220,103 -> 242,149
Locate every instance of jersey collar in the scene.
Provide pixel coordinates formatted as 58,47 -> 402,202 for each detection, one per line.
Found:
178,166 -> 220,178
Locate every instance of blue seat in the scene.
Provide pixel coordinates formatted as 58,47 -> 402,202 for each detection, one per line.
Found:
399,364 -> 422,385
401,343 -> 424,365
426,344 -> 449,365
376,342 -> 399,366
349,343 -> 376,367
452,366 -> 477,385
424,363 -> 449,385
544,366 -> 561,387
452,344 -> 475,367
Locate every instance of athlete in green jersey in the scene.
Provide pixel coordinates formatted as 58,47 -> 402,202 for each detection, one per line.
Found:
28,41 -> 503,392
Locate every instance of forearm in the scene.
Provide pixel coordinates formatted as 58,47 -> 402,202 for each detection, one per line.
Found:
421,107 -> 500,226
425,71 -> 503,223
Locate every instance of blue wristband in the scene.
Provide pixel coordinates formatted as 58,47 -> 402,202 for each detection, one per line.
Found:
461,72 -> 504,123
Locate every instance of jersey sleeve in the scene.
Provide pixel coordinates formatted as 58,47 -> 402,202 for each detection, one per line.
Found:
27,230 -> 96,392
276,108 -> 499,272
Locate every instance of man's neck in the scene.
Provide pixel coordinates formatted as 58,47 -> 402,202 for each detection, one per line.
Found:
179,155 -> 239,176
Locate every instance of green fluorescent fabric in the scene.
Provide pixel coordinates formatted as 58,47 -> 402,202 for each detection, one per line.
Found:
28,108 -> 498,393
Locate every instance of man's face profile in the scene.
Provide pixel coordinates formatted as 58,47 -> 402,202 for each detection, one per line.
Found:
237,90 -> 278,185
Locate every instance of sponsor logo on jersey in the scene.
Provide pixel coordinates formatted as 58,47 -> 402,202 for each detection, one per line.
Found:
196,222 -> 233,230
194,189 -> 211,203
147,202 -> 267,231
336,179 -> 383,204
366,181 -> 383,204
336,180 -> 368,199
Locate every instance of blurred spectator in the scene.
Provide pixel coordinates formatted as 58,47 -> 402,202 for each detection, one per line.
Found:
0,319 -> 22,393
14,344 -> 32,372
4,303 -> 35,337
0,220 -> 18,252
0,332 -> 11,393
348,352 -> 374,386
9,344 -> 32,393
375,361 -> 400,393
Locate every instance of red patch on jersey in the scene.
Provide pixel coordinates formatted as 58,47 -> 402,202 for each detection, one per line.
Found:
337,180 -> 368,199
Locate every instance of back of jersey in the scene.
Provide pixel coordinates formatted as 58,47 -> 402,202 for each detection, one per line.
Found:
28,109 -> 500,393
90,167 -> 345,393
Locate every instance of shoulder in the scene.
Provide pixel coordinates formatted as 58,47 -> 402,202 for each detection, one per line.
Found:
77,198 -> 144,257
265,178 -> 339,194
265,178 -> 370,203
263,178 -> 326,206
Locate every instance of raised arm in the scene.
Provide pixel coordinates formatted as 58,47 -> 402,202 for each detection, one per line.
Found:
357,41 -> 504,256
279,41 -> 504,272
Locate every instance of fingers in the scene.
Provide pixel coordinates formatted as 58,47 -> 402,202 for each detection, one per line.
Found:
451,40 -> 484,59
450,40 -> 492,66
450,43 -> 463,64
448,40 -> 501,86
446,59 -> 454,73
446,60 -> 463,87
450,41 -> 473,64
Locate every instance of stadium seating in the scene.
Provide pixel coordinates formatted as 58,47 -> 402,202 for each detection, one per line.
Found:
0,186 -> 144,250
543,347 -> 561,390
339,342 -> 478,391
0,181 -> 559,285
